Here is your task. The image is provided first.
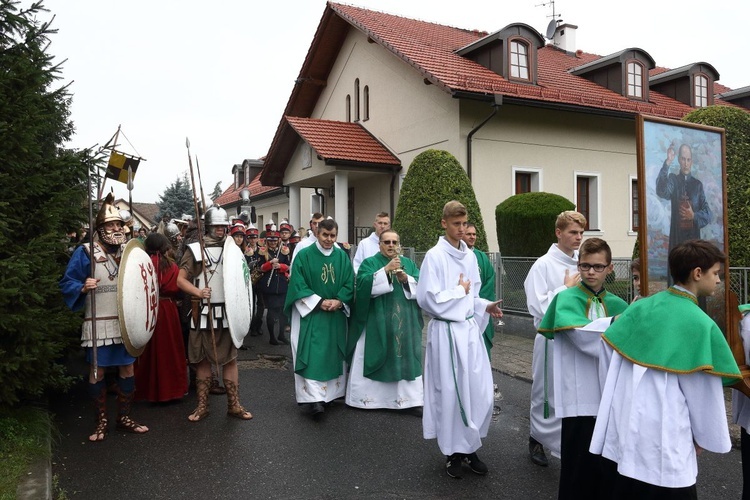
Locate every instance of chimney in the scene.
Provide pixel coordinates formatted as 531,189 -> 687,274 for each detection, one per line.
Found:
553,23 -> 578,53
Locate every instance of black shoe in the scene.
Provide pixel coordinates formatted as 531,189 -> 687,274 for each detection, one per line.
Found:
465,452 -> 488,475
269,338 -> 280,346
446,454 -> 463,478
277,336 -> 290,345
310,402 -> 325,420
529,439 -> 549,467
249,330 -> 262,337
404,406 -> 423,417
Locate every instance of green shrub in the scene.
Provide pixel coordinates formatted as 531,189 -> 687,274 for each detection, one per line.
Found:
495,192 -> 575,257
683,106 -> 750,267
393,150 -> 487,251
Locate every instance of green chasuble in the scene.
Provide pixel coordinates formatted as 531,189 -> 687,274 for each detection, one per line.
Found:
284,244 -> 354,381
539,283 -> 628,339
473,248 -> 496,354
602,287 -> 740,385
348,253 -> 424,382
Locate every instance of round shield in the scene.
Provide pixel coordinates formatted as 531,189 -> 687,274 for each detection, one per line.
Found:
223,237 -> 252,348
117,238 -> 159,356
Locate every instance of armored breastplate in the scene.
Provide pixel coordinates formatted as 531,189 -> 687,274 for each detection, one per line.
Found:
81,243 -> 123,347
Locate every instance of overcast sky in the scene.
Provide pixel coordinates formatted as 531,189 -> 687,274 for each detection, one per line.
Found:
43,0 -> 750,204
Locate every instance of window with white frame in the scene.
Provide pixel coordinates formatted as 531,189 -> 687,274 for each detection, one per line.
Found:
626,61 -> 644,99
510,40 -> 530,80
512,166 -> 542,194
694,74 -> 708,107
346,95 -> 351,122
575,173 -> 600,231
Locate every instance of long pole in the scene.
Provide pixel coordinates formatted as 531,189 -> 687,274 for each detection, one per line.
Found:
186,139 -> 220,374
87,161 -> 99,380
98,125 -> 121,200
196,156 -> 208,211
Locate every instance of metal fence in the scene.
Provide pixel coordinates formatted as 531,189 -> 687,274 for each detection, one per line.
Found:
403,249 -> 750,316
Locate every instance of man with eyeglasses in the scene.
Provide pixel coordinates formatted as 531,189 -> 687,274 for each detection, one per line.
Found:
523,210 -> 587,467
345,229 -> 424,415
352,212 -> 391,274
538,237 -> 628,499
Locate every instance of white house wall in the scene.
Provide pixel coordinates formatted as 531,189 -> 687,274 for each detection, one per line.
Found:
462,101 -> 637,257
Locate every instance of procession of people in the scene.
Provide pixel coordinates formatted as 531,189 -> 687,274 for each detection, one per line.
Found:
60,196 -> 747,498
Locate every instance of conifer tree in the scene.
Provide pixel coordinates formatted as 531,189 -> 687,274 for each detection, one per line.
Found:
155,173 -> 195,223
0,1 -> 93,404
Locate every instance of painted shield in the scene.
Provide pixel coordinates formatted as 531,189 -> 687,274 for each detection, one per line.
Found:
223,236 -> 252,348
117,238 -> 159,357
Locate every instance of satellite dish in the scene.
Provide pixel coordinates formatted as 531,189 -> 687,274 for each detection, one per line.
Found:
545,19 -> 557,39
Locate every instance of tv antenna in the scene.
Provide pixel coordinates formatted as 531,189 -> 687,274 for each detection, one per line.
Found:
536,0 -> 563,39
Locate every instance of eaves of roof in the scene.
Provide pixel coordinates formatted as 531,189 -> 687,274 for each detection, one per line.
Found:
286,116 -> 400,168
214,171 -> 282,207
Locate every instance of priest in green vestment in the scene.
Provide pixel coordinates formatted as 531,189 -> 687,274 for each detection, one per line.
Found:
284,218 -> 354,419
345,229 -> 424,413
463,223 -> 496,355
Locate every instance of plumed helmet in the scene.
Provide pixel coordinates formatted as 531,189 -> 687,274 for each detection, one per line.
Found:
204,205 -> 229,226
95,193 -> 124,228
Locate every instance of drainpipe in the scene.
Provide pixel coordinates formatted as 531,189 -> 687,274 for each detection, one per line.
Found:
466,94 -> 503,181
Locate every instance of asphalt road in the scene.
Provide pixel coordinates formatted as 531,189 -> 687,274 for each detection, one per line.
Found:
51,343 -> 744,499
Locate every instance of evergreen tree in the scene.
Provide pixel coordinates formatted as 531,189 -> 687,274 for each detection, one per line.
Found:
210,181 -> 223,201
155,173 -> 195,223
0,1 -> 91,405
393,150 -> 487,251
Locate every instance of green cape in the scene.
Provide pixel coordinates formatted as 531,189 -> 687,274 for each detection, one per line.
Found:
283,244 -> 354,381
348,253 -> 423,382
602,287 -> 740,385
473,248 -> 496,355
539,284 -> 628,338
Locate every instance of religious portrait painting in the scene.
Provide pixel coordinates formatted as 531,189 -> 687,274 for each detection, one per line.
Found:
636,115 -> 728,328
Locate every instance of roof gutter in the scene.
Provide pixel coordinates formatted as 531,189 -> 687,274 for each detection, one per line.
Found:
467,94 -> 503,181
453,91 -> 638,120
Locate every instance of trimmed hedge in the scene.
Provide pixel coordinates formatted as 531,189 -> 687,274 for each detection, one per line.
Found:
393,150 -> 487,251
495,192 -> 575,257
683,106 -> 750,267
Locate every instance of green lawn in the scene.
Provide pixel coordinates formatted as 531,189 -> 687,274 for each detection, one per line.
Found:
0,405 -> 51,499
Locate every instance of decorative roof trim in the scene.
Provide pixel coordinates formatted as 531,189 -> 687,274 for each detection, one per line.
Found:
570,47 -> 655,75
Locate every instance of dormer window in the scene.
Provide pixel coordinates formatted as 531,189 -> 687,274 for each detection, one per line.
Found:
510,40 -> 530,80
571,49 -> 654,102
649,62 -> 718,108
627,61 -> 644,99
455,23 -> 544,85
694,74 -> 708,107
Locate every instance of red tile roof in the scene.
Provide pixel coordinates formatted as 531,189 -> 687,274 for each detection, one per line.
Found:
332,3 -> 706,118
285,116 -> 400,166
214,170 -> 280,207
261,2 -> 744,185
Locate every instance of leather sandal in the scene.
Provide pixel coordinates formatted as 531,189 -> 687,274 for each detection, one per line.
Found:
224,379 -> 253,420
89,416 -> 108,442
116,415 -> 148,434
189,378 -> 211,422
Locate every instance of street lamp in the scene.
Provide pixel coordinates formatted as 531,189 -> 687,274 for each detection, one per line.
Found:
238,188 -> 256,224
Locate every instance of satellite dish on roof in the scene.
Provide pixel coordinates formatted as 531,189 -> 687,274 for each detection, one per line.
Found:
545,19 -> 557,39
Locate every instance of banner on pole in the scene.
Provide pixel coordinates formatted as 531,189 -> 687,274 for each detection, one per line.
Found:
105,151 -> 141,184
